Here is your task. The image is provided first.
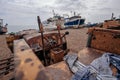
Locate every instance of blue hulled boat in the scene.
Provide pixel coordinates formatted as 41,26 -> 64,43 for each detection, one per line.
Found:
64,16 -> 85,28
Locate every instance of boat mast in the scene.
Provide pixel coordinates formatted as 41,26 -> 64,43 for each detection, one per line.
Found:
52,10 -> 56,16
0,19 -> 3,27
111,13 -> 114,20
74,12 -> 76,16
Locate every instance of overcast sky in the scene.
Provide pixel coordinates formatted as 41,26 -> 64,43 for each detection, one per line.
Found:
0,0 -> 120,26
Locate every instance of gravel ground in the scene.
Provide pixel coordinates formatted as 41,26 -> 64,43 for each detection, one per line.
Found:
51,28 -> 88,53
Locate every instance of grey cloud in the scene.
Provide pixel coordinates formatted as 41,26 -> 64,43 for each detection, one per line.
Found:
54,0 -> 88,12
0,0 -> 52,25
0,0 -> 120,26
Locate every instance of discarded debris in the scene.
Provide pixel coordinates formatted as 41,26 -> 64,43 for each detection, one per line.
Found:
64,53 -> 120,80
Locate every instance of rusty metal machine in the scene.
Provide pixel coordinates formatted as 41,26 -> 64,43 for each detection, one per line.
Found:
12,28 -> 120,80
23,16 -> 69,66
0,16 -> 69,79
24,31 -> 69,66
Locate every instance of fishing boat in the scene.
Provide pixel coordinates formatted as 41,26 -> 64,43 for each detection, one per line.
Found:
43,11 -> 85,30
64,15 -> 85,28
0,19 -> 8,34
43,11 -> 65,31
103,13 -> 120,29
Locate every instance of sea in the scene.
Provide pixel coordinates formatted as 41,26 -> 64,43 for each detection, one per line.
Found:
7,25 -> 39,33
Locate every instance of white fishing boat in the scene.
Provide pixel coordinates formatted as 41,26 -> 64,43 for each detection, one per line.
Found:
0,19 -> 8,34
42,11 -> 65,31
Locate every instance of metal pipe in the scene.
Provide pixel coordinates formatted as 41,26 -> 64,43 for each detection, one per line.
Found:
57,24 -> 63,44
37,16 -> 47,66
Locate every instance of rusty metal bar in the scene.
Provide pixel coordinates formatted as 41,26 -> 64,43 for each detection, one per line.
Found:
57,26 -> 63,44
37,16 -> 47,66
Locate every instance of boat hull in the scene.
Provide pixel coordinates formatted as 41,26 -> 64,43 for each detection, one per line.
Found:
64,19 -> 85,27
